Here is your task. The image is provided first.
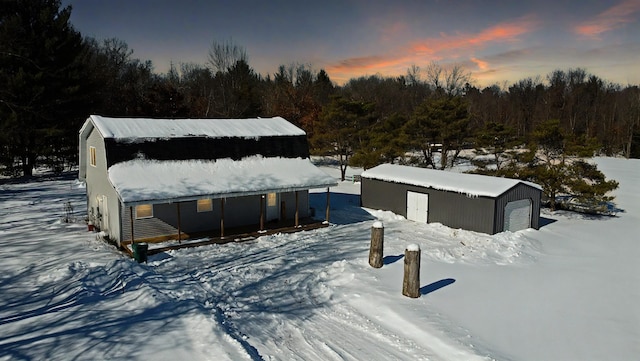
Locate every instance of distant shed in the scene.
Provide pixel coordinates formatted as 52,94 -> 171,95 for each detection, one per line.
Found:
360,164 -> 542,234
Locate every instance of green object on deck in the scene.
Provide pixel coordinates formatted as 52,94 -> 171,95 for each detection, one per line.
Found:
132,242 -> 148,263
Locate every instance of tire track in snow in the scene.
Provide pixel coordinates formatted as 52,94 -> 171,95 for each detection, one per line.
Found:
149,224 -> 487,360
140,259 -> 262,361
134,219 -> 500,360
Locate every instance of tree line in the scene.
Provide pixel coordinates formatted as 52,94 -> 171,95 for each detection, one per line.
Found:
2,0 -> 635,209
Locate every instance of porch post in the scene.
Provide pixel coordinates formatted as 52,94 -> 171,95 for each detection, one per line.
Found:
220,198 -> 225,237
129,206 -> 135,244
294,190 -> 299,227
260,194 -> 265,231
176,202 -> 182,243
325,187 -> 331,224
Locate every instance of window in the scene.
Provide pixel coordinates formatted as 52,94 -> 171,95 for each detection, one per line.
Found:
197,199 -> 213,212
135,204 -> 153,219
89,146 -> 97,167
267,193 -> 277,207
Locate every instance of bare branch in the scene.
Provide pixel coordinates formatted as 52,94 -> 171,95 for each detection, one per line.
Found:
207,39 -> 247,74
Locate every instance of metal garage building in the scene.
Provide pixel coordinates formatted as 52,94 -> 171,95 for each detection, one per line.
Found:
360,164 -> 542,234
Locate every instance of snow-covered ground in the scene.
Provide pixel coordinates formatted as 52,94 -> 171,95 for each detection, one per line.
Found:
1,157 -> 638,360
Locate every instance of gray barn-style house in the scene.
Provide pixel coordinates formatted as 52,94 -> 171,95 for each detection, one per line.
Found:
78,115 -> 337,247
360,164 -> 541,234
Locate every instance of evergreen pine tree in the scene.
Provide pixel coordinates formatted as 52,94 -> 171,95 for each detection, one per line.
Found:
313,96 -> 374,180
473,122 -> 520,172
351,113 -> 408,169
525,119 -> 618,211
404,95 -> 470,169
0,0 -> 90,176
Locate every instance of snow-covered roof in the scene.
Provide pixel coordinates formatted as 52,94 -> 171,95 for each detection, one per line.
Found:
108,156 -> 337,205
88,115 -> 305,142
361,164 -> 541,198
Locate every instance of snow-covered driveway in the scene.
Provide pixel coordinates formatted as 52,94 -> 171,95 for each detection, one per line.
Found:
1,157 -> 638,360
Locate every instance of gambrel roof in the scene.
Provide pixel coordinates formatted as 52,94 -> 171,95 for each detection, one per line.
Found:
79,116 -> 337,205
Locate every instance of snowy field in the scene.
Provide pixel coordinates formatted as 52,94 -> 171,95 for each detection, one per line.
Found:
0,157 -> 638,360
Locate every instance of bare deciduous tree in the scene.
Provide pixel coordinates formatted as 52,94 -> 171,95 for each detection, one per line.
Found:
444,64 -> 471,97
406,64 -> 421,86
424,62 -> 470,97
424,62 -> 443,90
207,39 -> 247,74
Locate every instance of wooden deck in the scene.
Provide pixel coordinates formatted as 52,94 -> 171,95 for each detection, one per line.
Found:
118,218 -> 329,257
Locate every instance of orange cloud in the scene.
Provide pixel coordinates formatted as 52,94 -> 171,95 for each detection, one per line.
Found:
326,16 -> 538,83
329,55 -> 400,72
574,0 -> 640,38
411,16 -> 538,55
470,57 -> 489,70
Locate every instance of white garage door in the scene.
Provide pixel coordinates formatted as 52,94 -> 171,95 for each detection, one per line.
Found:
407,191 -> 428,223
504,199 -> 531,232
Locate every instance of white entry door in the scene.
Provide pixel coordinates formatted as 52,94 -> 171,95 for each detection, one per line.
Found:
97,195 -> 109,231
504,199 -> 531,232
266,193 -> 280,222
406,191 -> 429,223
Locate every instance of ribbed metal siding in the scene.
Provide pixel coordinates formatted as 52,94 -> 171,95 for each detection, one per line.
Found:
361,178 -> 408,216
121,204 -> 179,241
428,189 -> 495,234
494,183 -> 541,233
362,178 -> 496,234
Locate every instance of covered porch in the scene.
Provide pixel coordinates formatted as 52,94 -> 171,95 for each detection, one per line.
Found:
108,156 -> 337,255
119,187 -> 333,252
119,215 -> 330,257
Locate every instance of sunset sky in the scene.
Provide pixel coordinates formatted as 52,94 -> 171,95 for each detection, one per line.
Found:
62,0 -> 639,87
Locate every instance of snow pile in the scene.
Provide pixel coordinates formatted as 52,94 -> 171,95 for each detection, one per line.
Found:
363,209 -> 540,266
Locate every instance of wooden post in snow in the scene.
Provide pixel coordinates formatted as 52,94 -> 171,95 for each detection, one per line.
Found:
294,191 -> 299,227
402,244 -> 421,298
220,198 -> 225,238
260,194 -> 265,231
176,203 -> 182,243
369,221 -> 384,268
325,187 -> 331,224
129,206 -> 135,244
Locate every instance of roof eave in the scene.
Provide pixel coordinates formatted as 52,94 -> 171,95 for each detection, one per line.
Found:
119,182 -> 338,207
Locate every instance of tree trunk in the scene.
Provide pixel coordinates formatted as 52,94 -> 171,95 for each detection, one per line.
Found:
549,190 -> 557,211
339,151 -> 348,181
439,144 -> 448,170
21,154 -> 34,177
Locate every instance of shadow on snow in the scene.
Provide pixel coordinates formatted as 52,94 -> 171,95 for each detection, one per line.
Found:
420,278 -> 456,296
383,254 -> 404,265
309,192 -> 375,225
